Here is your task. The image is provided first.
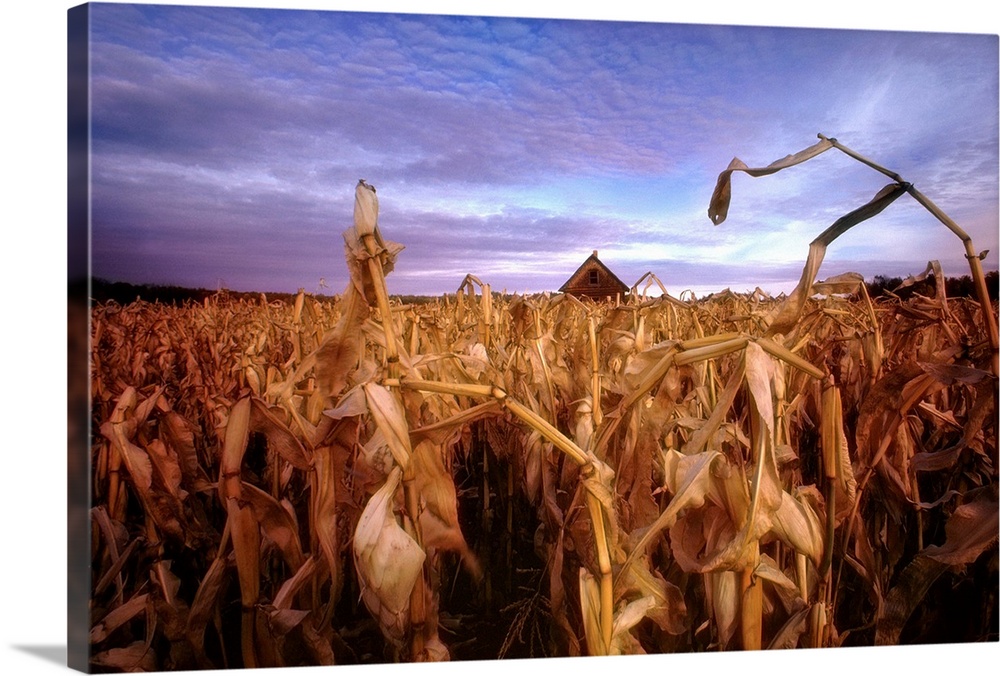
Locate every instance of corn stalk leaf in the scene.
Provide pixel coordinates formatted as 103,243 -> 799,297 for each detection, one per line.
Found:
90,593 -> 150,644
364,382 -> 412,469
578,568 -> 606,656
923,498 -> 999,566
353,467 -> 426,648
250,399 -> 312,471
240,481 -> 305,571
708,137 -> 834,225
875,497 -> 998,645
90,641 -> 157,672
624,449 -> 724,573
186,555 -> 229,663
765,183 -> 908,337
316,277 -> 370,399
412,439 -> 481,577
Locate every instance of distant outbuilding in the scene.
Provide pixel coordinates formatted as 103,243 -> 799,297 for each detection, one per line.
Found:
558,250 -> 629,301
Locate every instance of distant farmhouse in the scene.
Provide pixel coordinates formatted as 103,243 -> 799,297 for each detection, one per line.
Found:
559,250 -> 629,301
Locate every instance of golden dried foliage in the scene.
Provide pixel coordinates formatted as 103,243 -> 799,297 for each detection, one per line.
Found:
87,156 -> 997,669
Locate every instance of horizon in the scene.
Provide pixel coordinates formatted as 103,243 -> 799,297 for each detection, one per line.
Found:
82,3 -> 999,299
87,266 -> 999,304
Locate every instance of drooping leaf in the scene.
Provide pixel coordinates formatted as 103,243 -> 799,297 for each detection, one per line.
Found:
160,410 -> 213,492
765,184 -> 908,337
770,489 -> 825,566
709,570 -> 740,648
145,439 -> 184,501
669,504 -> 738,573
240,482 -> 305,571
315,281 -> 369,400
90,593 -> 150,644
708,137 -> 834,225
312,418 -> 358,603
250,398 -> 312,470
90,641 -> 158,672
625,449 -> 724,570
617,553 -> 688,635
767,606 -> 811,650
186,555 -> 229,664
895,260 -> 947,308
811,271 -> 866,296
363,382 -> 412,469
923,498 -> 999,567
411,439 -> 481,578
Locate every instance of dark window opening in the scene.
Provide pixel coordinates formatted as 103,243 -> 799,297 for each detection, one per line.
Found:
589,270 -> 599,285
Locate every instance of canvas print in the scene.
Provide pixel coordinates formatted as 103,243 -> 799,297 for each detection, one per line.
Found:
67,2 -> 999,672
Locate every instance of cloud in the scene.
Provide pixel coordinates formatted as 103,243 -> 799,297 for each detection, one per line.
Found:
85,5 -> 998,297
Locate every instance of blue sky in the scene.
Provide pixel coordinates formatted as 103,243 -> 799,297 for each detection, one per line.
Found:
84,1 -> 999,297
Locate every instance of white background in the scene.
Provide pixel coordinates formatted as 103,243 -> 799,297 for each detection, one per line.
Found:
1,1 -> 997,674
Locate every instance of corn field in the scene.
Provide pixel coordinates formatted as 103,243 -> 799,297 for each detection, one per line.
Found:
85,138 -> 998,670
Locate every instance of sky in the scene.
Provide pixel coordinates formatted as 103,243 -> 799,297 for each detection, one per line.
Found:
81,1 -> 999,298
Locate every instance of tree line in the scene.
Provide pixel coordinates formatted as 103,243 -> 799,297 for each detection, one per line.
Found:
865,270 -> 998,301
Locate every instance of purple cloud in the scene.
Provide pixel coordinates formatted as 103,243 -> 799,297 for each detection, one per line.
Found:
85,4 -> 998,296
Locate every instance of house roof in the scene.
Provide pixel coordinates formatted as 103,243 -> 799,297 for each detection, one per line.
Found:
558,250 -> 629,296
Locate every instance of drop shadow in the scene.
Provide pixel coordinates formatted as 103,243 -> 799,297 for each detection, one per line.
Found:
11,645 -> 67,667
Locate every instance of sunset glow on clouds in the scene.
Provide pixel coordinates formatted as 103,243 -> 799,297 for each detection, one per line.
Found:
84,1 -> 999,297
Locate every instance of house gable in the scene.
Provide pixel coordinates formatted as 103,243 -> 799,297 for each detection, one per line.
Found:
558,251 -> 629,301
